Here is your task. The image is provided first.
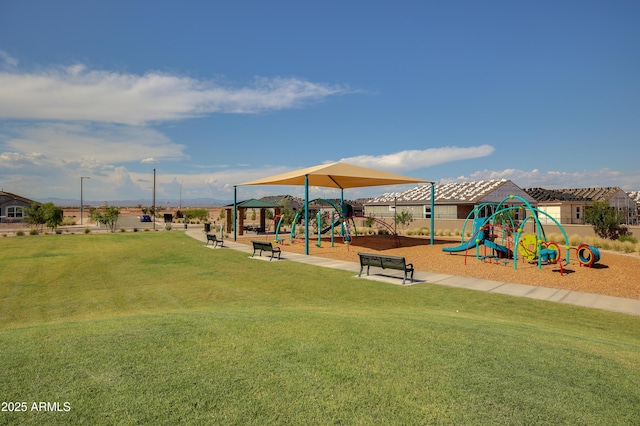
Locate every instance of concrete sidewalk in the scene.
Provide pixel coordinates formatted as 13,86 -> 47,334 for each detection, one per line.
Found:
187,229 -> 640,317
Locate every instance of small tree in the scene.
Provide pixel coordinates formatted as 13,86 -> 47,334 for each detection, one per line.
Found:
584,200 -> 628,240
24,202 -> 46,231
43,203 -> 64,232
92,204 -> 121,232
265,209 -> 274,221
24,202 -> 63,232
394,209 -> 413,231
277,200 -> 295,226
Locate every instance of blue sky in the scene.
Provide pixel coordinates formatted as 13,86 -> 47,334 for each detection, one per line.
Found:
1,1 -> 639,203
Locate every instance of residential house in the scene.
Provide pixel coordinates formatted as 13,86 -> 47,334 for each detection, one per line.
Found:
525,187 -> 637,225
0,191 -> 39,223
365,179 -> 537,220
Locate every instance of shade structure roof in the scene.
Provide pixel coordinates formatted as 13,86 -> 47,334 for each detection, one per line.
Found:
238,162 -> 432,189
225,198 -> 281,209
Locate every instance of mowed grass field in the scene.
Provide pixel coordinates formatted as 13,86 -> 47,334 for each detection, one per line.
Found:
1,232 -> 639,425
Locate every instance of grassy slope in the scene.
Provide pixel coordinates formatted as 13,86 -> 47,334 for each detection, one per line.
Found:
1,232 -> 639,425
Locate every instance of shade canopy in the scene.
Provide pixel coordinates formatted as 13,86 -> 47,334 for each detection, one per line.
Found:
238,162 -> 432,189
234,161 -> 434,254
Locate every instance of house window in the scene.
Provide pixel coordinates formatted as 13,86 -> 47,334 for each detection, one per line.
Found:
7,206 -> 24,218
576,206 -> 581,220
423,206 -> 431,218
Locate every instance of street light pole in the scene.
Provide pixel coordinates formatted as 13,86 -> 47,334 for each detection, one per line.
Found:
152,168 -> 156,230
80,176 -> 90,225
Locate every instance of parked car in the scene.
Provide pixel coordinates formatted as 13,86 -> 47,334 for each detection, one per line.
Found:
140,214 -> 152,222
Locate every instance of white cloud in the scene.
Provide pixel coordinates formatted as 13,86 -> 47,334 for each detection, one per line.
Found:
340,145 -> 495,171
3,122 -> 187,164
0,51 -> 18,68
0,64 -> 354,125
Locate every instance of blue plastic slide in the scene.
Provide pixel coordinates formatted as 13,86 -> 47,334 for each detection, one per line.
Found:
442,238 -> 480,253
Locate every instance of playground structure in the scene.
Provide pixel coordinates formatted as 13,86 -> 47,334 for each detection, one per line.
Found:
273,198 -> 399,248
443,195 -> 602,273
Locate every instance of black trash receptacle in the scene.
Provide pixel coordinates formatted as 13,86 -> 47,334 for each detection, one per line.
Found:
204,223 -> 211,233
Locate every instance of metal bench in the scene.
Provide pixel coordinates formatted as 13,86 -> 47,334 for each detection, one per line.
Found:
358,252 -> 414,284
205,233 -> 224,248
251,240 -> 282,261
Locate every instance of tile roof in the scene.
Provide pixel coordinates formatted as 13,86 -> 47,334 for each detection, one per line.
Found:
367,179 -> 510,204
525,187 -> 622,202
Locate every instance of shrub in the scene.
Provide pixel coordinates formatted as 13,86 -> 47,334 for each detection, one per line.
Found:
619,234 -> 638,244
62,216 -> 77,226
569,234 -> 582,246
133,228 -> 139,232
120,228 -> 126,233
16,230 -> 24,236
84,228 -> 91,234
165,224 -> 172,231
29,229 -> 39,235
183,208 -> 209,222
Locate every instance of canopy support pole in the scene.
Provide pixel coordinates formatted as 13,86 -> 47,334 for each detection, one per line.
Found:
304,174 -> 309,255
430,182 -> 435,245
233,186 -> 237,241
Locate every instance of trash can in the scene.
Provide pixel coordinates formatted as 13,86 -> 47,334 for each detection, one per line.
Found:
204,223 -> 211,233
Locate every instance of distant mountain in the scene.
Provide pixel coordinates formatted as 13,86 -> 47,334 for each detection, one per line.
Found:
40,197 -> 233,208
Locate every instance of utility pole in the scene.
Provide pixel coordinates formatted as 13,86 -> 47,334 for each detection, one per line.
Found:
80,176 -> 90,225
153,168 -> 156,230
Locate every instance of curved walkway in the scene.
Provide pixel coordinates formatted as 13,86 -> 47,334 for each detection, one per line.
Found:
186,229 -> 640,317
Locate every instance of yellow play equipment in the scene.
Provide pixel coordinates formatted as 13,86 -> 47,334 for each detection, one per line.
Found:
518,234 -> 538,261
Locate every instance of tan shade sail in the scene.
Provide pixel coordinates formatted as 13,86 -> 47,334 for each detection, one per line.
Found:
238,162 -> 431,189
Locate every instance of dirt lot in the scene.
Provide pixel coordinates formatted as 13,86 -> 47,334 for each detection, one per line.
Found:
235,234 -> 640,300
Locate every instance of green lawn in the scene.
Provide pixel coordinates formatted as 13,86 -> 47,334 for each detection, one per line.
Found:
1,232 -> 639,425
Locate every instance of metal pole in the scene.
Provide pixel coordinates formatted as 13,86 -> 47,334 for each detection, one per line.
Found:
152,168 -> 156,230
80,176 -> 90,225
394,196 -> 397,235
304,174 -> 309,255
233,186 -> 237,241
430,182 -> 435,245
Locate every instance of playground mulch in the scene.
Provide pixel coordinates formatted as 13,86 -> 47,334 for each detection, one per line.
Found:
237,234 -> 640,300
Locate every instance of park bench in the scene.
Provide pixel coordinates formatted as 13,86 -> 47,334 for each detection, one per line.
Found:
244,225 -> 266,234
205,233 -> 224,248
358,252 -> 414,284
251,240 -> 282,261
